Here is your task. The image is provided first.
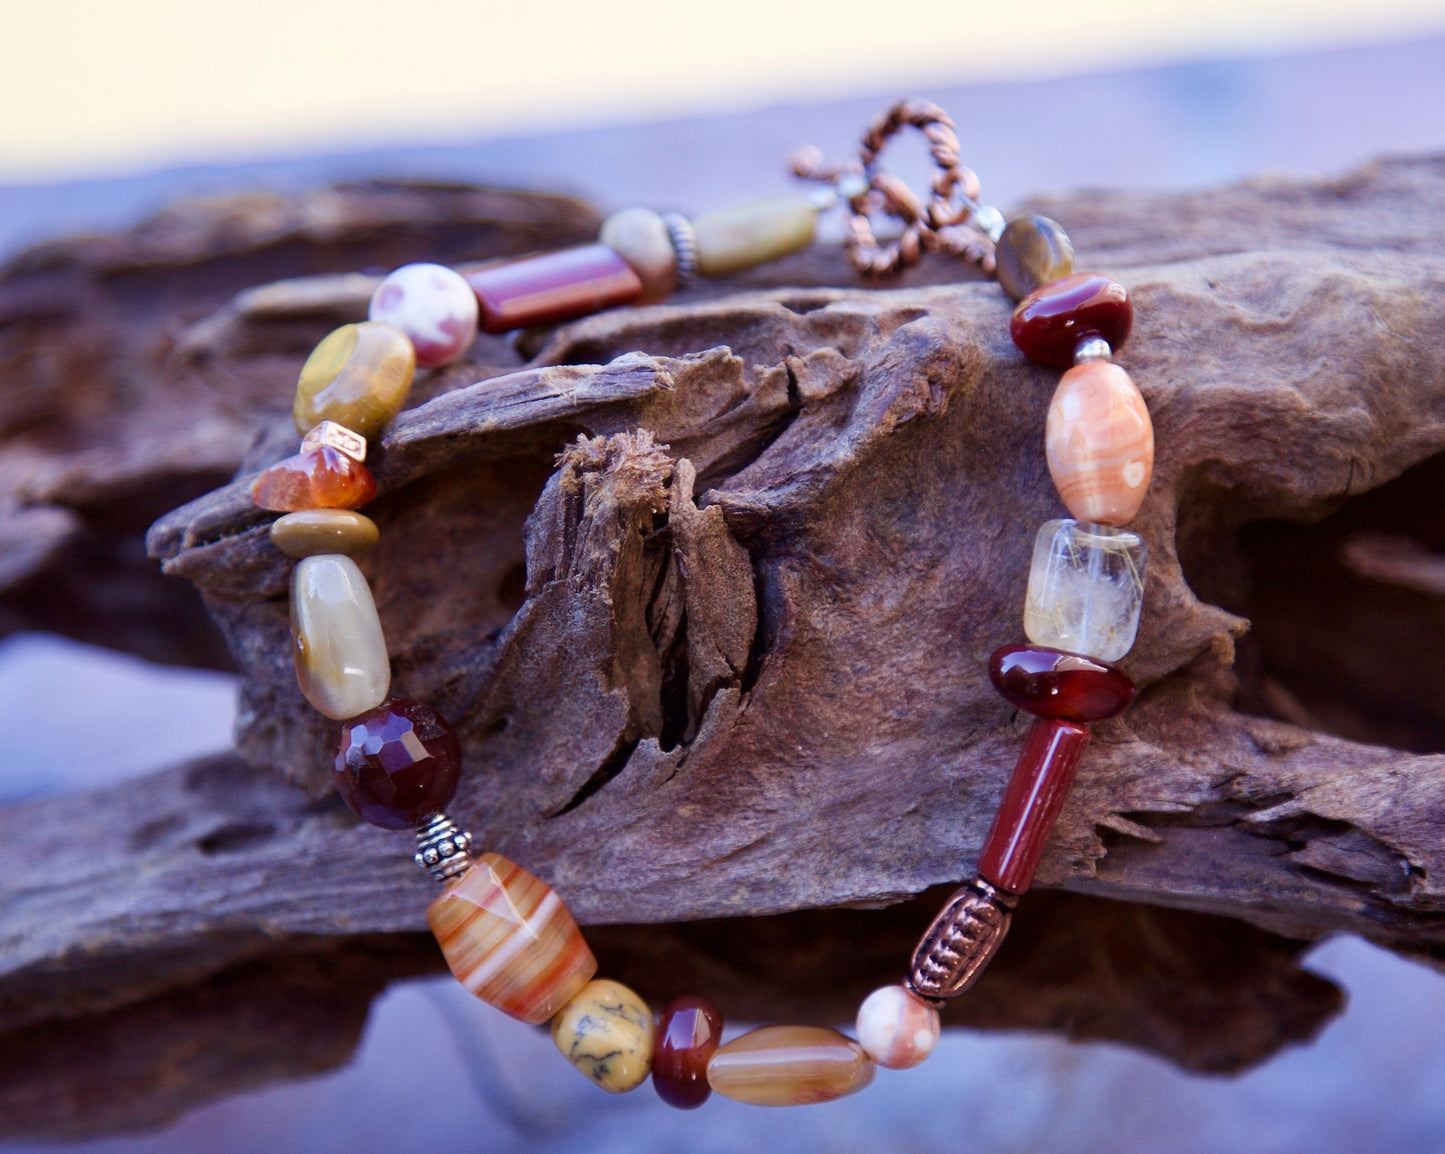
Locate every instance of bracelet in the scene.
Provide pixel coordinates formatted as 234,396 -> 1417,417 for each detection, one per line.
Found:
244,98 -> 1153,1109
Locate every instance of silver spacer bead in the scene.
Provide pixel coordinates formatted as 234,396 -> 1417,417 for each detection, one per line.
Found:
806,185 -> 838,212
970,204 -> 1006,243
1073,336 -> 1113,364
414,813 -> 474,883
662,212 -> 698,286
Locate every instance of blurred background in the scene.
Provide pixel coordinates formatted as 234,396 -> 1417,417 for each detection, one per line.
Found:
4,1 -> 1445,1150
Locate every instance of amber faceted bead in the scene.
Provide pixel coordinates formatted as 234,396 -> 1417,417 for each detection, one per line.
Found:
1010,272 -> 1133,367
978,717 -> 1090,894
332,697 -> 462,829
994,214 -> 1075,301
466,244 -> 643,334
652,995 -> 724,1110
989,644 -> 1136,723
252,446 -> 377,512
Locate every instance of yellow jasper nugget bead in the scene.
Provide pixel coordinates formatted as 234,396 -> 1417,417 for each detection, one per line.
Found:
293,321 -> 416,439
427,853 -> 597,1025
551,979 -> 654,1093
1045,360 -> 1154,527
706,1025 -> 874,1106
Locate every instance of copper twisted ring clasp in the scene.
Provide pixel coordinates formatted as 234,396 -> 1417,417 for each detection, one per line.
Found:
793,98 -> 1002,277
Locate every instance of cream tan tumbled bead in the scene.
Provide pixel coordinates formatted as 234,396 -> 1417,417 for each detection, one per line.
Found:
692,194 -> 817,277
707,1025 -> 874,1106
855,984 -> 940,1070
1045,360 -> 1154,527
290,553 -> 390,720
270,509 -> 379,558
598,207 -> 677,303
551,979 -> 654,1093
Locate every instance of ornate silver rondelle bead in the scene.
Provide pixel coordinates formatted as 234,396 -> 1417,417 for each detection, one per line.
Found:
414,814 -> 473,883
662,212 -> 698,286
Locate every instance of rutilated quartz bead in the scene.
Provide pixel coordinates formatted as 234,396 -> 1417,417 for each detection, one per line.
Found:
368,263 -> 479,368
994,215 -> 1075,302
294,322 -> 416,439
855,984 -> 940,1070
291,554 -> 390,720
653,995 -> 723,1109
706,1025 -> 874,1107
427,852 -> 597,1025
270,509 -> 379,558
551,979 -> 654,1093
1047,360 -> 1154,526
332,697 -> 462,830
251,447 -> 377,512
692,194 -> 817,277
465,244 -> 643,334
1023,519 -> 1148,664
989,644 -> 1136,723
1010,272 -> 1133,367
977,717 -> 1091,894
598,207 -> 678,303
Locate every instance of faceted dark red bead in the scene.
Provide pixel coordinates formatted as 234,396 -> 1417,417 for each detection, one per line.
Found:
978,717 -> 1090,894
1010,272 -> 1133,367
989,644 -> 1136,723
652,995 -> 723,1110
332,698 -> 462,830
465,243 -> 643,334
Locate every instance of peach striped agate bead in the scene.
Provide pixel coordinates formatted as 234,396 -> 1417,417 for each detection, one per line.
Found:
1044,360 -> 1154,527
427,852 -> 597,1024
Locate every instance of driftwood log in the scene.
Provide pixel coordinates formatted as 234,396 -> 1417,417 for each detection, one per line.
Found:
2,158 -> 1445,1137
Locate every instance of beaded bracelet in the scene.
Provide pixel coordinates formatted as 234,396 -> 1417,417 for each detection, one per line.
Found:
245,99 -> 1153,1108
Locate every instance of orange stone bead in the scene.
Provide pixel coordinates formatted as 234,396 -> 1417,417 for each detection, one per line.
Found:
427,853 -> 597,1025
706,1026 -> 874,1106
1045,361 -> 1154,526
251,446 -> 378,512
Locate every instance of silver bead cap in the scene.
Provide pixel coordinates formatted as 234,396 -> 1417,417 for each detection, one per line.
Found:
414,813 -> 474,883
1073,336 -> 1113,364
661,212 -> 698,286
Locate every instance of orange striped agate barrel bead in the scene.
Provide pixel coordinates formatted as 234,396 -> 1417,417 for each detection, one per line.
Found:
427,852 -> 597,1024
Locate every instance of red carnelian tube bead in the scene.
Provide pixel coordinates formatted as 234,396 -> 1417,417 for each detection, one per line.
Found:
465,244 -> 644,334
977,717 -> 1091,894
653,995 -> 724,1109
1010,272 -> 1133,367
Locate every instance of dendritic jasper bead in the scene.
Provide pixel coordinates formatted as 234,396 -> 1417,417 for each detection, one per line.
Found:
707,1026 -> 874,1107
332,697 -> 462,830
994,215 -> 1075,301
551,979 -> 654,1094
1046,361 -> 1154,526
291,554 -> 390,720
270,509 -> 379,558
1024,519 -> 1148,663
1011,272 -> 1133,367
368,263 -> 479,368
653,995 -> 724,1109
599,207 -> 678,303
427,853 -> 597,1025
692,194 -> 817,277
989,644 -> 1136,723
294,322 -> 416,438
855,985 -> 940,1070
252,447 -> 377,512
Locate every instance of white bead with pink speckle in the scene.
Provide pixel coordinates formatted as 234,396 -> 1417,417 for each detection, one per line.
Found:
855,984 -> 941,1070
368,262 -> 478,368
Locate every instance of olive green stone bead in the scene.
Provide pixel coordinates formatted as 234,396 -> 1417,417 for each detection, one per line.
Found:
693,194 -> 817,277
293,322 -> 416,440
994,215 -> 1075,302
270,509 -> 379,558
551,979 -> 654,1093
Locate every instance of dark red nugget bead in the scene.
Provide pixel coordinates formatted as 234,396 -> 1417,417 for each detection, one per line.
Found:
989,644 -> 1136,723
332,698 -> 462,830
653,995 -> 724,1109
978,717 -> 1090,894
1010,272 -> 1133,367
465,243 -> 643,334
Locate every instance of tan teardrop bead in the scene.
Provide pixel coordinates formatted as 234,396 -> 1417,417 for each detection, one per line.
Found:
270,509 -> 379,558
294,322 -> 416,439
692,194 -> 817,277
706,1025 -> 874,1106
551,979 -> 654,1093
290,554 -> 390,720
1045,361 -> 1154,527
